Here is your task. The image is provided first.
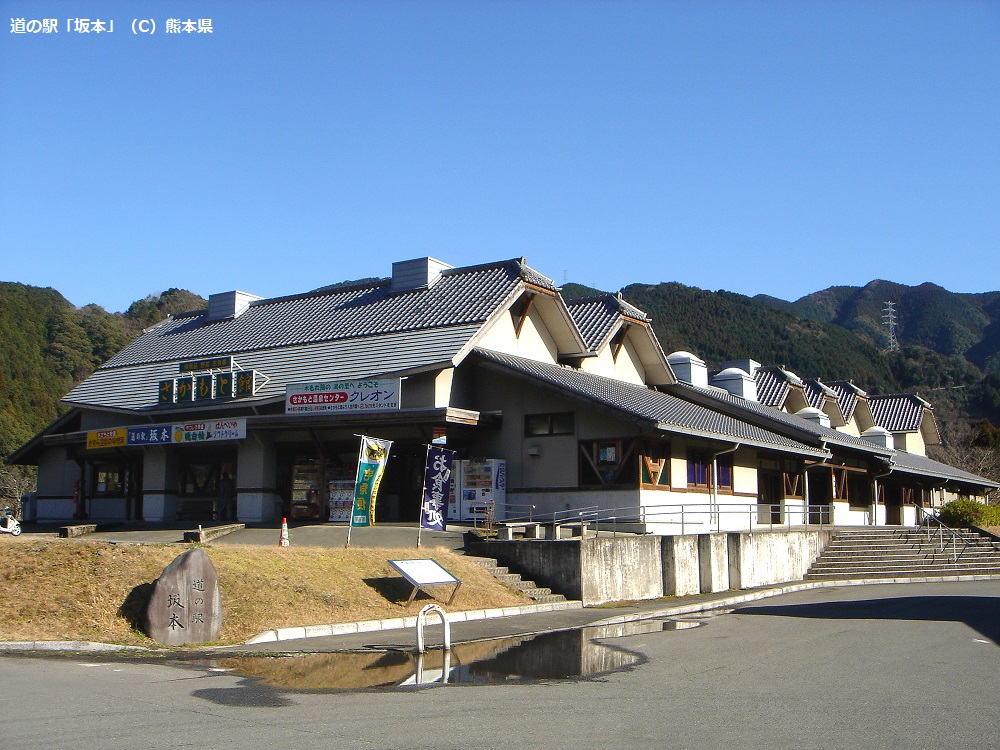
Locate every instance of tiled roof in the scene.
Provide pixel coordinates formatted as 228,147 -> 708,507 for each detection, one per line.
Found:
803,379 -> 837,410
754,367 -> 790,408
890,451 -> 999,488
565,294 -> 651,350
827,381 -> 866,421
64,325 -> 480,411
869,394 -> 930,432
666,381 -> 894,456
472,348 -> 827,456
99,258 -> 544,370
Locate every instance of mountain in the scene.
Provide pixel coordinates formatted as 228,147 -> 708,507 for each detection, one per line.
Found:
757,281 -> 1000,371
622,282 -> 902,391
565,279 -> 998,429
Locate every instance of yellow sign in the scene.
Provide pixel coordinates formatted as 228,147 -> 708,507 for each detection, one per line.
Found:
86,428 -> 127,450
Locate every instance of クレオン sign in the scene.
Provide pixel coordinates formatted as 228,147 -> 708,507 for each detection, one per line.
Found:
285,379 -> 400,414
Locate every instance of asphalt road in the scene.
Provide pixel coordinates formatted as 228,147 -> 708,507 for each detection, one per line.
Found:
3,580 -> 998,750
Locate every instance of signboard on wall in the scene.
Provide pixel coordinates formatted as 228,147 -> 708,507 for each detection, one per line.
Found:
86,428 -> 127,450
285,379 -> 401,414
87,420 -> 247,450
171,418 -> 247,443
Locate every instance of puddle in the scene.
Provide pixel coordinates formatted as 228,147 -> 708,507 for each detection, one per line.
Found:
204,618 -> 704,692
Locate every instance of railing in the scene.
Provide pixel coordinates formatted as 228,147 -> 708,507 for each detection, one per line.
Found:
482,500 -> 836,537
914,505 -> 970,563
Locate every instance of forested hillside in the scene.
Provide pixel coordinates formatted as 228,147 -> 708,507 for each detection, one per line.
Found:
757,280 -> 1000,372
0,283 -> 205,473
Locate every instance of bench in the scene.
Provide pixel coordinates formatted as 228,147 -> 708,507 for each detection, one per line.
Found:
496,522 -> 544,541
546,521 -> 590,540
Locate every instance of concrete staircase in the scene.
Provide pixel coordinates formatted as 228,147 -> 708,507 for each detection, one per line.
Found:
465,555 -> 569,604
806,527 -> 1000,580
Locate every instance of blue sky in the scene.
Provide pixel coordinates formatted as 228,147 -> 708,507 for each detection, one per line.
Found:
3,0 -> 998,313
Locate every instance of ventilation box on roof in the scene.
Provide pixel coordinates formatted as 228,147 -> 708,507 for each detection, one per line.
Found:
207,290 -> 262,321
667,351 -> 708,388
711,367 -> 758,401
862,426 -> 895,450
796,406 -> 831,429
391,257 -> 453,292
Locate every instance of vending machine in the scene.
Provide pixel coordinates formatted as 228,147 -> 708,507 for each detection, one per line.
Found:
448,459 -> 506,522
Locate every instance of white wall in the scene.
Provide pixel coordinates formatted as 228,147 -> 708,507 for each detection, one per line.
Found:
476,305 -> 560,363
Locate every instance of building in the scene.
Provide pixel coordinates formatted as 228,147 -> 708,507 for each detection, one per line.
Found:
11,256 -> 997,532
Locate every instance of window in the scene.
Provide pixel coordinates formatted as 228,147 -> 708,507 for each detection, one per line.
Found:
847,473 -> 871,508
179,461 -> 220,497
640,441 -> 671,489
579,439 -> 639,487
525,412 -> 575,437
92,462 -> 125,496
686,451 -> 733,492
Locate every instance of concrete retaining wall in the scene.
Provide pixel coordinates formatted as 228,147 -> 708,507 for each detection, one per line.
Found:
468,528 -> 834,605
728,529 -> 834,590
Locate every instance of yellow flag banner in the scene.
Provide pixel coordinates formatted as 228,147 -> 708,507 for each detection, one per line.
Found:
351,436 -> 392,527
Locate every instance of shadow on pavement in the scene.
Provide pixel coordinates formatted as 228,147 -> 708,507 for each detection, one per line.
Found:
734,595 -> 1000,644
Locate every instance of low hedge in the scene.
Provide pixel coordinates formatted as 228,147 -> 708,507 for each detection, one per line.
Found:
937,499 -> 1000,528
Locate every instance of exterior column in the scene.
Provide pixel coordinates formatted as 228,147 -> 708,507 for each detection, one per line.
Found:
236,434 -> 280,523
142,447 -> 178,522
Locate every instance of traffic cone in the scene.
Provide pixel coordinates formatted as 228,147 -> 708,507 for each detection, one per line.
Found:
278,517 -> 290,547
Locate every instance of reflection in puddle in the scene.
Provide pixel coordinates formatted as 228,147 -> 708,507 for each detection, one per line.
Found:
212,618 -> 702,692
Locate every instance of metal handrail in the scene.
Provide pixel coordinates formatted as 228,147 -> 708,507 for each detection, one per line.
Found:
914,505 -> 970,563
484,501 -> 835,536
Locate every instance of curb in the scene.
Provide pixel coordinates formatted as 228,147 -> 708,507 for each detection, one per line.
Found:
587,573 -> 1000,627
244,599 -> 585,644
0,641 -> 147,653
183,523 -> 245,543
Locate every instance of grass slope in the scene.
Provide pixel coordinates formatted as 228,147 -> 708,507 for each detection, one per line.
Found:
0,540 -> 530,647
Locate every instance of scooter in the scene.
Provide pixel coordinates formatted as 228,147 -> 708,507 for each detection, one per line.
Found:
0,508 -> 21,536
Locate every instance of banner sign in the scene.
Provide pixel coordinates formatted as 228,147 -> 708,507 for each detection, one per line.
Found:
88,420 -> 247,450
285,379 -> 400,414
419,446 -> 454,532
127,425 -> 174,445
86,428 -> 127,450
351,436 -> 392,527
171,418 -> 247,444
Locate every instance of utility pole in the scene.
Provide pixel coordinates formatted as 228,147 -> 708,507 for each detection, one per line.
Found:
882,301 -> 900,352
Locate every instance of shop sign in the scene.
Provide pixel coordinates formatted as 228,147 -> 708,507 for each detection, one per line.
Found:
175,376 -> 194,402
87,420 -> 247,450
179,357 -> 233,373
285,379 -> 401,414
159,369 -> 259,404
214,371 -> 234,399
86,428 -> 127,450
194,374 -> 214,401
171,418 -> 247,443
127,425 -> 174,445
235,370 -> 256,397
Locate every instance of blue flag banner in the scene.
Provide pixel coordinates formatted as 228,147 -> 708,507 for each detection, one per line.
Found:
420,446 -> 454,532
351,436 -> 392,527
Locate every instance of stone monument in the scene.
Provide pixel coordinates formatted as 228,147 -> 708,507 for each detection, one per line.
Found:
144,547 -> 222,646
